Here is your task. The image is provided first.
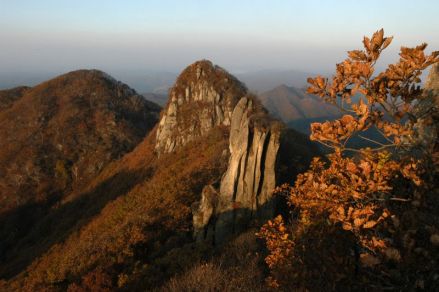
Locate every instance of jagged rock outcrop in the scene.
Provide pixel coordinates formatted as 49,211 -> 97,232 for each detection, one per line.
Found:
214,97 -> 282,243
155,60 -> 247,154
192,96 -> 283,244
192,185 -> 218,242
156,60 -> 317,244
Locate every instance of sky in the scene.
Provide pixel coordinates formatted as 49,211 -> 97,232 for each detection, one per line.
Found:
1,0 -> 438,77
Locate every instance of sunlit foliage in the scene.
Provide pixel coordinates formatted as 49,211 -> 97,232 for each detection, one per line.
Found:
258,29 -> 439,290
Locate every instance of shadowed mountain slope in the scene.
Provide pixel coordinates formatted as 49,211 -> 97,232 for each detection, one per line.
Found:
0,69 -> 160,214
0,70 -> 161,283
1,62 -> 318,291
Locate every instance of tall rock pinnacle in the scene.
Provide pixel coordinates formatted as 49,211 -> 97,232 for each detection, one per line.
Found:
156,60 -> 317,245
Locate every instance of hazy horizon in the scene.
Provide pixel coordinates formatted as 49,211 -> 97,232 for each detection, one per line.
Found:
1,0 -> 438,90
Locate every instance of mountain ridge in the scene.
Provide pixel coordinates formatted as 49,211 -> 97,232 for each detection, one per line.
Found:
0,70 -> 161,282
260,83 -> 340,125
0,61 -> 318,291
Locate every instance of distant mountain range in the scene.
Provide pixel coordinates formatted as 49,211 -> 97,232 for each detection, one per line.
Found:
0,71 -> 177,95
116,71 -> 177,94
142,92 -> 168,106
139,80 -> 342,134
259,84 -> 340,133
0,69 -> 314,95
237,69 -> 313,93
1,69 -> 340,135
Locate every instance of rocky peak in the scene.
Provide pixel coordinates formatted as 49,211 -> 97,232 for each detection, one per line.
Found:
154,60 -> 317,244
155,60 -> 247,154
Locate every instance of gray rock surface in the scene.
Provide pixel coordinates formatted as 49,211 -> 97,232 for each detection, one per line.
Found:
155,60 -> 246,155
214,97 -> 281,243
192,96 -> 282,244
191,185 -> 218,242
156,60 -> 311,245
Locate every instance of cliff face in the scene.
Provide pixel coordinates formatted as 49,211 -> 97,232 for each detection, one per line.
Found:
214,97 -> 282,243
192,96 -> 282,243
155,60 -> 247,154
156,60 -> 317,244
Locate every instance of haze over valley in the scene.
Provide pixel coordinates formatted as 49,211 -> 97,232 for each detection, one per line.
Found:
1,1 -> 438,291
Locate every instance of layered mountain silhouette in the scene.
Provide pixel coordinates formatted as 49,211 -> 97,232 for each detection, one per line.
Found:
260,84 -> 340,133
141,92 -> 168,106
236,69 -> 312,93
0,61 -> 318,291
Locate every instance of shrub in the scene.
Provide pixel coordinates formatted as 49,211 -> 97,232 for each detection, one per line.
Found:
161,230 -> 266,292
258,29 -> 439,290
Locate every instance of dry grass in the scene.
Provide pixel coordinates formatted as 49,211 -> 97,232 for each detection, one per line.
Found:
161,230 -> 267,292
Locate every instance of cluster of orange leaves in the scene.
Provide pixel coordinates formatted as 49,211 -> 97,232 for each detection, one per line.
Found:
258,216 -> 293,288
259,216 -> 293,268
258,29 -> 438,288
308,29 -> 437,151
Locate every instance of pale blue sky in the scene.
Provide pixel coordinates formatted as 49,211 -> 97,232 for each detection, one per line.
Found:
1,0 -> 438,74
